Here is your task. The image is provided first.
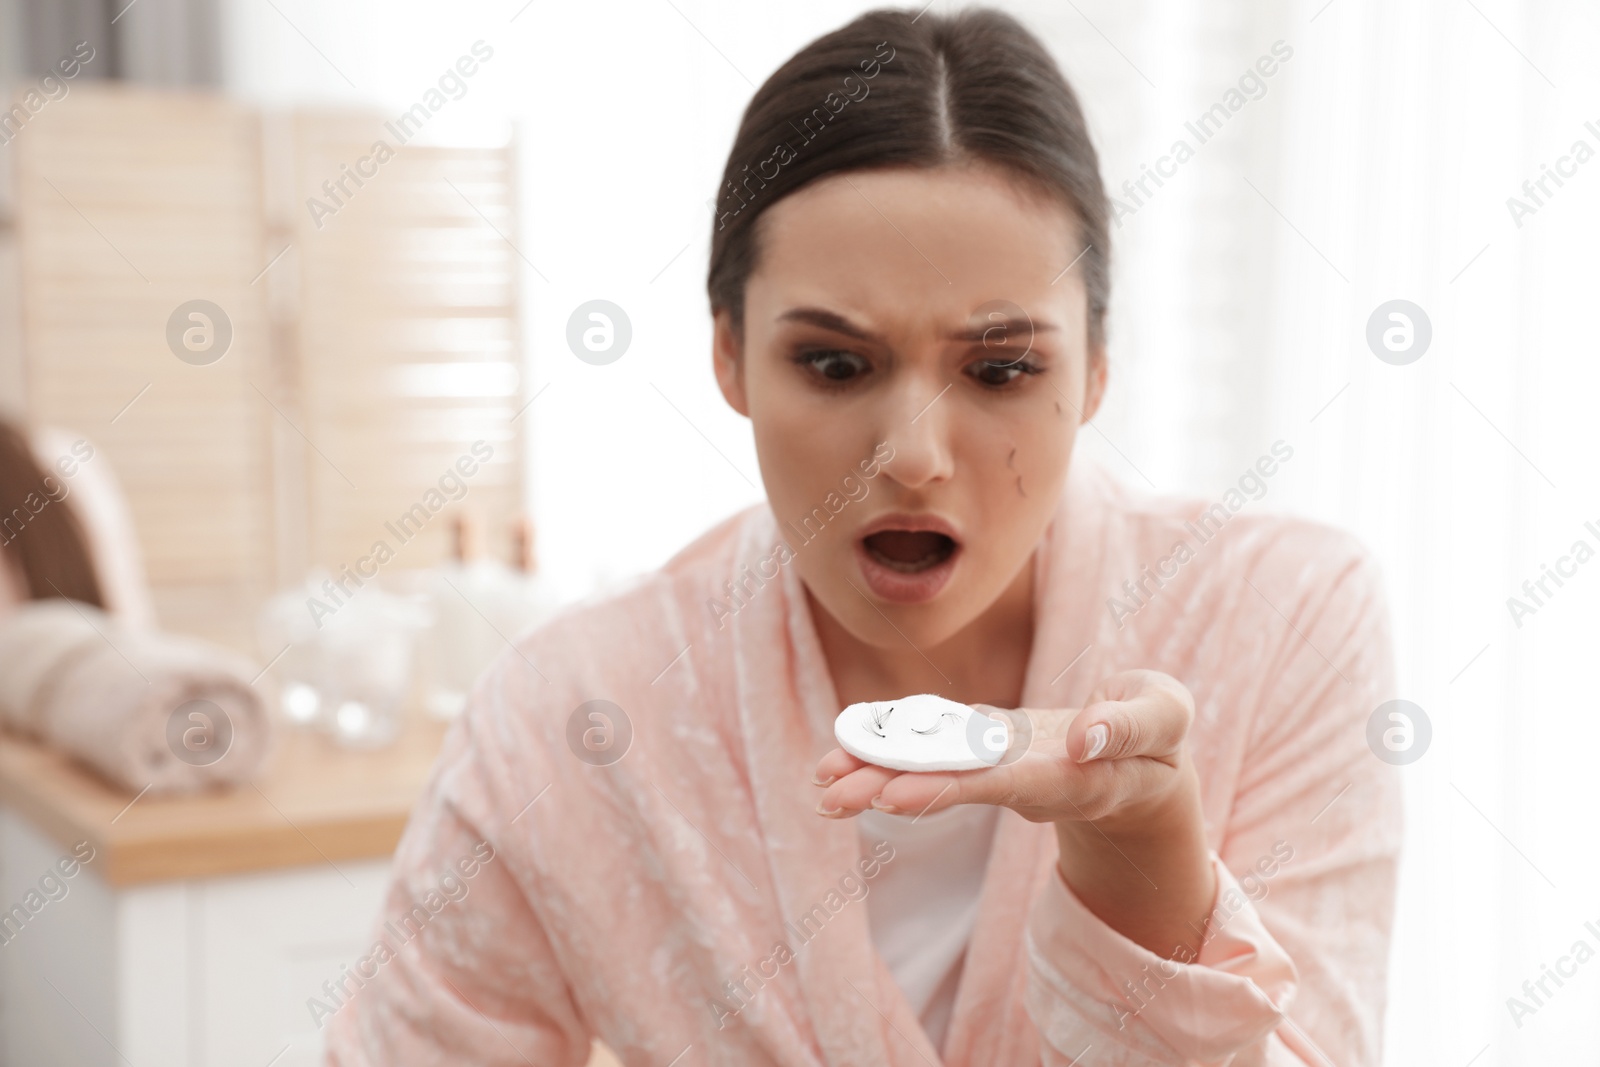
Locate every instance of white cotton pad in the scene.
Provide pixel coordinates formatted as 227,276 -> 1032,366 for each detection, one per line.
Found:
833,693 -> 1011,772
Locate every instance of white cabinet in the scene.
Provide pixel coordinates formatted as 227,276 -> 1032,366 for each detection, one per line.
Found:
0,807 -> 392,1066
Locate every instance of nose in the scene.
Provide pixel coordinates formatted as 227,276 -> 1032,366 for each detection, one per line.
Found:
877,375 -> 955,491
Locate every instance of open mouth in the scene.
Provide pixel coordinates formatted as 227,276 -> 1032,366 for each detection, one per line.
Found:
861,530 -> 959,573
854,513 -> 963,604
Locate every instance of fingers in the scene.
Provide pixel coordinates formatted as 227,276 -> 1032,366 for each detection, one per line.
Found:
811,751 -> 994,820
867,770 -> 977,817
809,674 -> 1195,823
813,758 -> 896,816
811,746 -> 866,787
1084,668 -> 1178,705
867,724 -> 1078,818
870,742 -> 1109,823
975,703 -> 1073,744
1069,670 -> 1194,764
813,706 -> 1079,820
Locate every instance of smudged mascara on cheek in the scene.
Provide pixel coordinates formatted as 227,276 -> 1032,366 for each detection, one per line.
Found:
1006,446 -> 1025,497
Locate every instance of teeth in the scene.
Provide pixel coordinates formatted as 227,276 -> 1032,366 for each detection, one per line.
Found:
874,552 -> 938,573
865,539 -> 952,573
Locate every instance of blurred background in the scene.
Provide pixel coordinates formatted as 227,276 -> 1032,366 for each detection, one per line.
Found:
0,0 -> 1596,1064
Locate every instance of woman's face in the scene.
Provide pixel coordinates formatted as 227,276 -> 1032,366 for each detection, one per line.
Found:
713,163 -> 1106,650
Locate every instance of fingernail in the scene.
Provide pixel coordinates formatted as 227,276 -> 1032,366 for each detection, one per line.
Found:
811,774 -> 836,787
816,800 -> 843,817
1080,723 -> 1109,762
869,796 -> 903,815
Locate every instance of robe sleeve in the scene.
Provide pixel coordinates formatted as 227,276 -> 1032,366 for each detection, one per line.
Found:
1023,529 -> 1401,1066
323,671 -> 594,1066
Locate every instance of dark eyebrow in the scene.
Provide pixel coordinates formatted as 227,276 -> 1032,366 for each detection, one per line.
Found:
776,306 -> 1059,345
949,318 -> 1059,344
776,307 -> 883,343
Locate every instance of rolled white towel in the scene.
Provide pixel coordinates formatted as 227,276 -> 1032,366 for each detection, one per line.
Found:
0,600 -> 271,795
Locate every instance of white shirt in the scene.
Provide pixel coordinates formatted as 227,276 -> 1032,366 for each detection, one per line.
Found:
857,802 -> 1001,1052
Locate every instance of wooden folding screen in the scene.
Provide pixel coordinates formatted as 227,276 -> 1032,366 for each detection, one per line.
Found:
1,85 -> 523,650
7,86 -> 273,645
270,113 -> 523,578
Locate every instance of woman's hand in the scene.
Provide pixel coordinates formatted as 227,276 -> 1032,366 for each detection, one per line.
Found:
812,668 -> 1194,824
812,669 -> 1217,957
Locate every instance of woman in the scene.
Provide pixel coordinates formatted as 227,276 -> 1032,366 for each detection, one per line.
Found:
327,8 -> 1398,1065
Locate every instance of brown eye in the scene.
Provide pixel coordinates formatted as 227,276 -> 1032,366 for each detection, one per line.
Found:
796,349 -> 870,382
967,357 -> 1042,388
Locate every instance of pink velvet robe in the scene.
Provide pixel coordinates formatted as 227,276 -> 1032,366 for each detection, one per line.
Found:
324,454 -> 1400,1066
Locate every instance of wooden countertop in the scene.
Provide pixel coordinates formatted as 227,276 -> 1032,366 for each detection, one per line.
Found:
0,714 -> 451,886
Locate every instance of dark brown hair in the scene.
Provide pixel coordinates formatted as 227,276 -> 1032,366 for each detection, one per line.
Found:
0,420 -> 105,607
707,6 -> 1111,348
